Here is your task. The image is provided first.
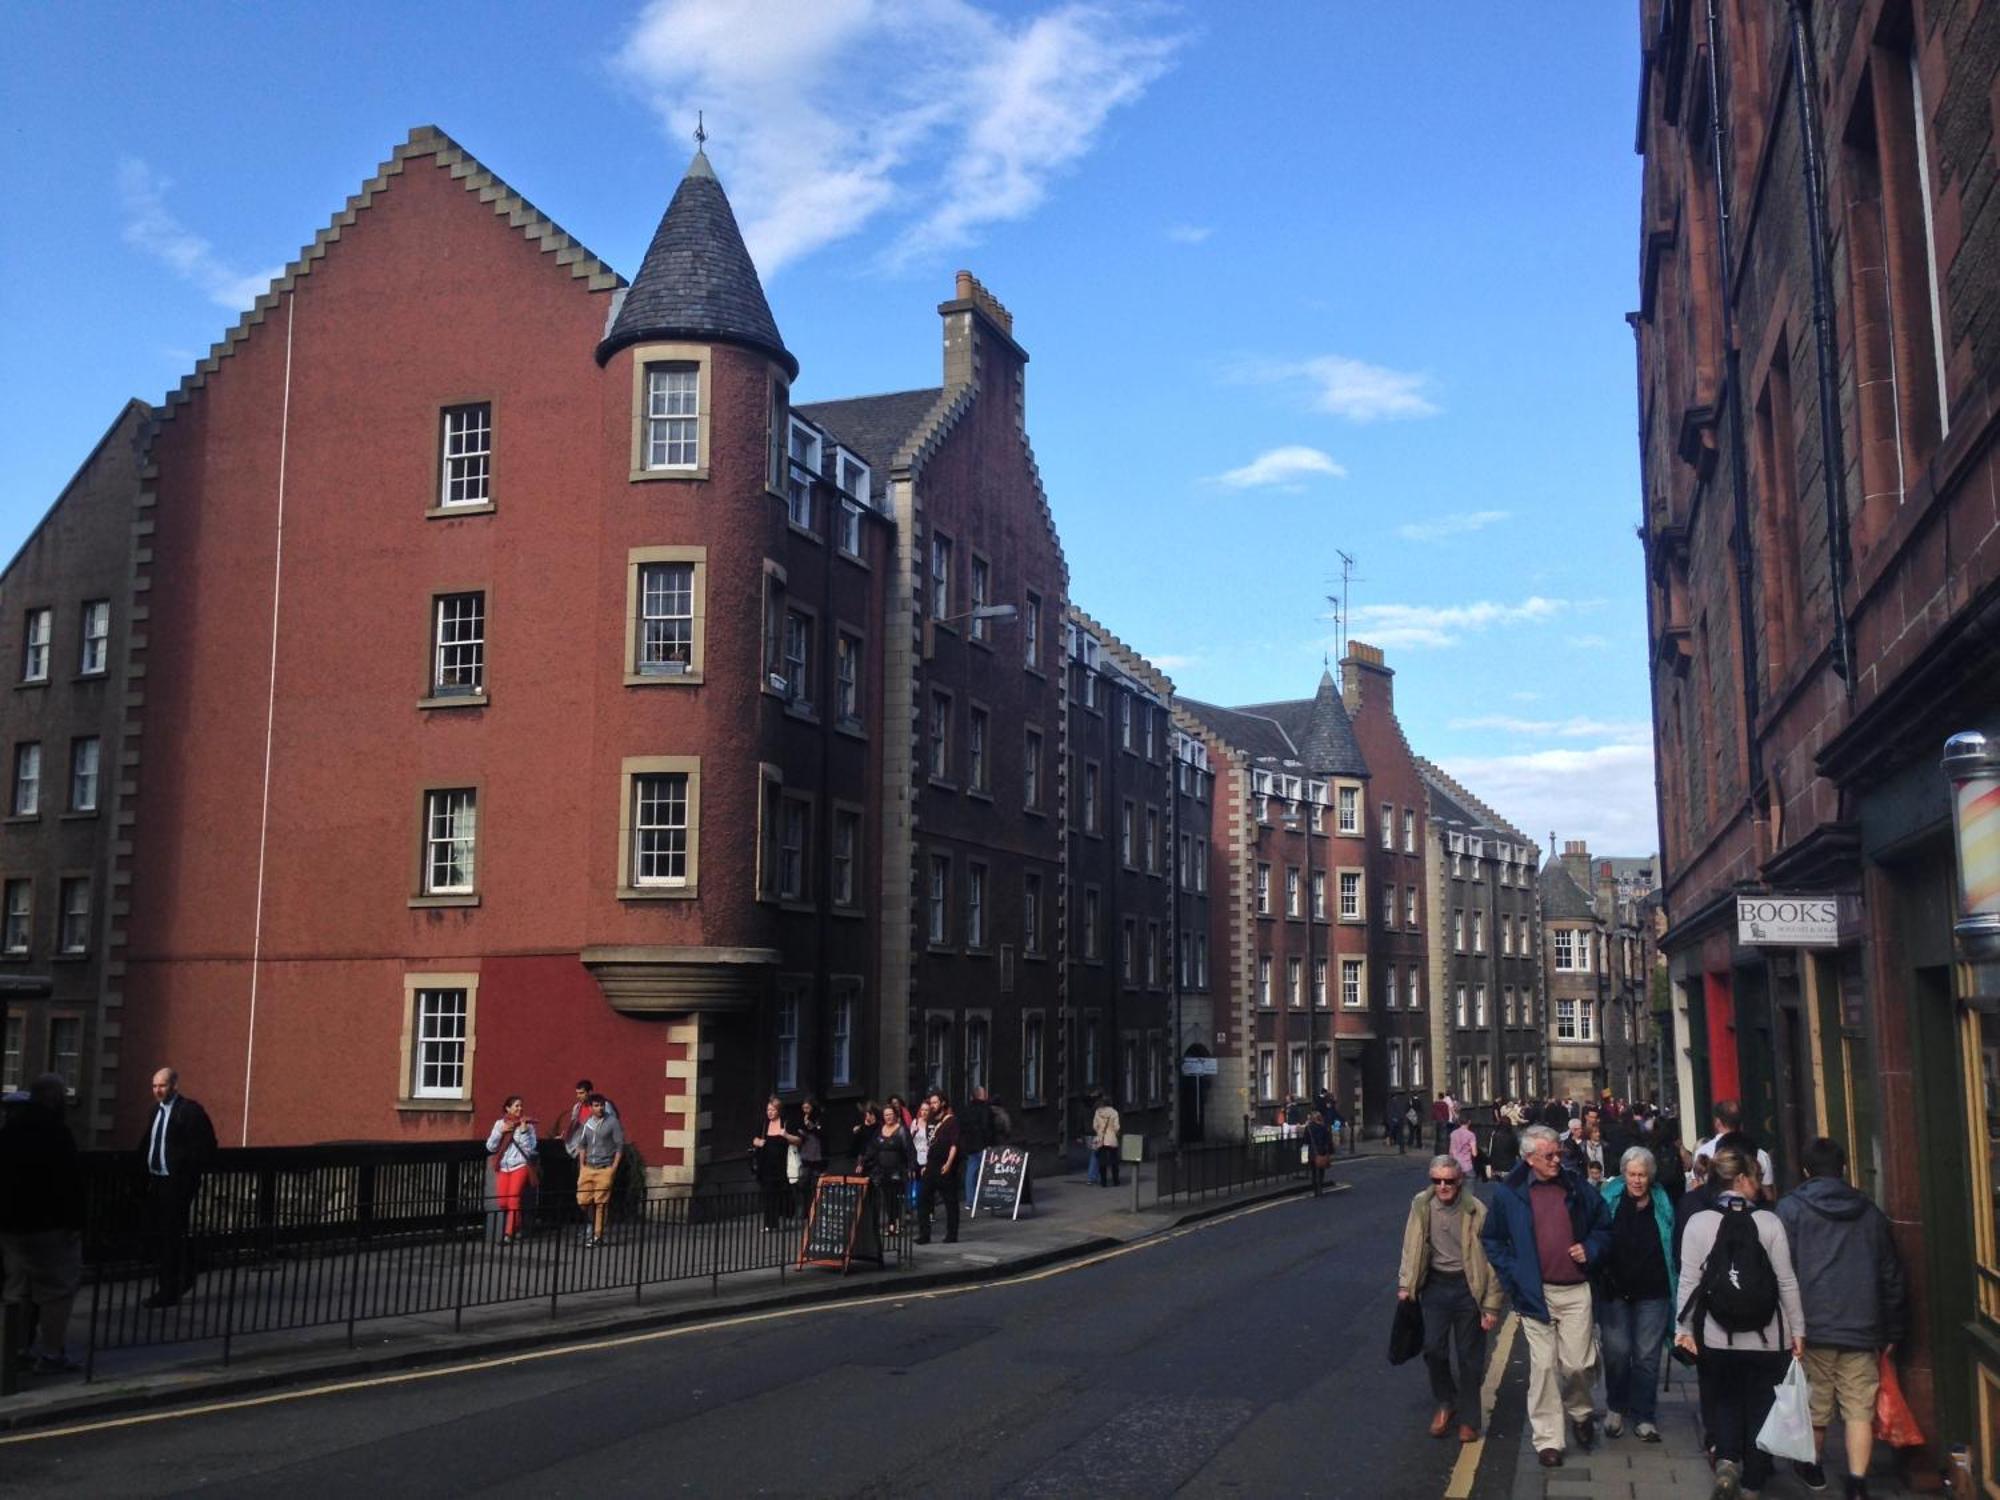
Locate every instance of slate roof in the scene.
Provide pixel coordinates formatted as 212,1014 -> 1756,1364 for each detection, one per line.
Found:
597,149 -> 796,377
794,388 -> 944,500
1177,699 -> 1300,764
1229,671 -> 1371,778
1539,860 -> 1599,920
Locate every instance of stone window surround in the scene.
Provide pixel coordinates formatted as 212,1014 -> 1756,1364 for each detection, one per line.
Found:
616,754 -> 702,900
397,970 -> 479,1112
419,581 -> 493,709
628,343 -> 712,483
622,545 -> 708,688
410,779 -> 483,909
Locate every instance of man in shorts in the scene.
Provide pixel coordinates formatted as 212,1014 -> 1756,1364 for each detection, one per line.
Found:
1775,1137 -> 1907,1499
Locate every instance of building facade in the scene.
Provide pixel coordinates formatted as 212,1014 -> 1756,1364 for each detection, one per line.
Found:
0,401 -> 147,1133
1419,761 -> 1545,1111
1636,0 -> 2000,1462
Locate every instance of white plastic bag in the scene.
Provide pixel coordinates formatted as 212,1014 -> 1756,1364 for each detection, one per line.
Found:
786,1144 -> 802,1185
1756,1358 -> 1817,1462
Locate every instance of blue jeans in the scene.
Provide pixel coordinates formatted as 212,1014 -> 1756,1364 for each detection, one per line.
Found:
961,1150 -> 983,1208
1598,1295 -> 1670,1424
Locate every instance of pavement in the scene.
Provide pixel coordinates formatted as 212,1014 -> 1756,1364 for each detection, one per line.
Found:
0,1137 -> 1408,1438
0,1145 -> 1441,1498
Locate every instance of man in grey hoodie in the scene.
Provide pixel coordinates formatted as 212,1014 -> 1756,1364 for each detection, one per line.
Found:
1775,1137 -> 1908,1500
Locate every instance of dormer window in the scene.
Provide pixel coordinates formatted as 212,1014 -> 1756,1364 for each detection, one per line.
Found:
645,365 -> 700,469
786,419 -> 820,530
839,452 -> 870,504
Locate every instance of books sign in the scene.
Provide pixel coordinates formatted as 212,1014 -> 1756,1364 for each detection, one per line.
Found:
1736,895 -> 1838,947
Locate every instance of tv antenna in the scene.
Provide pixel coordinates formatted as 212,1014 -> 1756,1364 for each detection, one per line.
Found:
1327,550 -> 1362,662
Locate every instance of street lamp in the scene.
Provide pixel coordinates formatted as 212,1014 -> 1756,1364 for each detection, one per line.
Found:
1944,730 -> 2000,961
923,602 -> 1017,657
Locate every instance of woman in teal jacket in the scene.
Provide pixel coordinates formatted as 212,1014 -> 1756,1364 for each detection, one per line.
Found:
1596,1146 -> 1677,1440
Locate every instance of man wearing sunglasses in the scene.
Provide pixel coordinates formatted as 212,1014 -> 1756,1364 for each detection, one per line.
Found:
1397,1156 -> 1506,1444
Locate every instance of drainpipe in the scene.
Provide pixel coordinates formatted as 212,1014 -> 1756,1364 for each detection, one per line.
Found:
1787,0 -> 1856,692
1703,0 -> 1765,795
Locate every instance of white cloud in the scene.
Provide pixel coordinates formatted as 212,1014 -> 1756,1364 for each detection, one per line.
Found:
1343,596 -> 1585,649
1212,445 -> 1347,491
613,0 -> 1180,276
1439,742 -> 1659,858
1232,354 -> 1439,421
118,158 -> 282,312
1449,715 -> 1652,745
1165,223 -> 1212,244
1397,509 -> 1510,542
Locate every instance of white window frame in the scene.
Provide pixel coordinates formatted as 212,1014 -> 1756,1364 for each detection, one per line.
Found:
1340,958 -> 1363,1008
1338,870 -> 1361,920
79,600 -> 109,676
1405,886 -> 1418,927
966,862 -> 987,948
631,772 -> 690,887
1403,808 -> 1416,853
930,533 -> 953,619
1380,804 -> 1393,848
831,983 -> 856,1088
775,988 -> 801,1093
645,365 -> 700,470
835,630 -> 861,725
440,403 -> 493,507
1313,957 -> 1328,1008
432,592 -> 487,696
1336,784 -> 1360,835
637,563 -> 695,676
11,742 -> 39,817
785,418 -> 819,530
69,737 -> 99,813
1407,968 -> 1420,1009
1258,955 -> 1273,1007
410,984 -> 472,1100
58,877 -> 90,954
929,855 -> 950,945
423,788 -> 478,895
1288,956 -> 1303,1008
2,879 -> 29,955
21,608 -> 50,684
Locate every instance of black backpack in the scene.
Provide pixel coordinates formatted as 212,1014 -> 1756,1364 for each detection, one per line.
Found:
1682,1199 -> 1779,1341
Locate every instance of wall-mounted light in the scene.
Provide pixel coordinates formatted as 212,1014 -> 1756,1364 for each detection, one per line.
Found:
1944,730 -> 2000,961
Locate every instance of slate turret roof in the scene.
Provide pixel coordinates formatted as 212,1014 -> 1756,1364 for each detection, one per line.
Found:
1539,860 -> 1598,920
597,149 -> 796,377
1181,671 -> 1371,780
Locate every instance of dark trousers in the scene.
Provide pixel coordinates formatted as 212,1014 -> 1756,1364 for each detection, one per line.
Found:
1698,1347 -> 1789,1491
760,1178 -> 790,1230
874,1175 -> 905,1232
1095,1145 -> 1120,1186
917,1171 -> 959,1241
1420,1271 -> 1487,1408
146,1174 -> 199,1298
1598,1295 -> 1670,1424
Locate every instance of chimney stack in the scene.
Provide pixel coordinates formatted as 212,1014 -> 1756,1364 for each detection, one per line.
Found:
1340,641 -> 1392,714
1560,839 -> 1593,892
941,269 -> 1027,400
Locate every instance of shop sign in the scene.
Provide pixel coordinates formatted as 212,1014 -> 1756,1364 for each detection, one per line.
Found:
1181,1056 -> 1219,1076
1736,895 -> 1839,947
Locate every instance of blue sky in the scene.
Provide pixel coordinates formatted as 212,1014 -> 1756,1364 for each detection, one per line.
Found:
0,1 -> 1652,855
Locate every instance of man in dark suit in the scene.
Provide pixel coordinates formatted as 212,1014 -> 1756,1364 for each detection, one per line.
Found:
139,1066 -> 216,1308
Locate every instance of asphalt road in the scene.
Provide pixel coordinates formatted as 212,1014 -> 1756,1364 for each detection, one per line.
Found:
1,1160 -> 1485,1499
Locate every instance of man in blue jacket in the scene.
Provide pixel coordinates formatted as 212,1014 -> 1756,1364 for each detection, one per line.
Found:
1481,1123 -> 1613,1469
1776,1137 -> 1908,1500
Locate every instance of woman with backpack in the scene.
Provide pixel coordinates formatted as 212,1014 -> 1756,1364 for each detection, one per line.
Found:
1674,1146 -> 1806,1500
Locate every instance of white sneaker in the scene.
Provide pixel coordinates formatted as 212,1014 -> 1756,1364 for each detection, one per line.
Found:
1604,1412 -> 1623,1438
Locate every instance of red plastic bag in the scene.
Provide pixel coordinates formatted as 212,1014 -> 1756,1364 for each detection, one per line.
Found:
1875,1352 -> 1926,1449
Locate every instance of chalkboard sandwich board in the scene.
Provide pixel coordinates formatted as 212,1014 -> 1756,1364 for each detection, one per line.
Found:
971,1146 -> 1034,1220
798,1174 -> 883,1273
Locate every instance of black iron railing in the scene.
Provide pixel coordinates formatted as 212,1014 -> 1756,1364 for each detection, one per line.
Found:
74,1144 -> 912,1377
1154,1137 -> 1311,1207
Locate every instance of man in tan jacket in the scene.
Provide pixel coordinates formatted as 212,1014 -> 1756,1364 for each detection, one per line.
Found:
1398,1155 -> 1506,1443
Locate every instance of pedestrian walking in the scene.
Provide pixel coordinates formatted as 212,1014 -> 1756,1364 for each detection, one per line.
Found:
960,1087 -> 995,1211
795,1097 -> 826,1215
1481,1123 -> 1611,1469
916,1090 -> 961,1244
1092,1094 -> 1122,1187
849,1100 -> 881,1173
1432,1093 -> 1452,1153
0,1074 -> 84,1373
554,1078 -> 620,1151
1448,1116 -> 1477,1180
1774,1136 -> 1907,1500
859,1100 -> 913,1236
1596,1146 -> 1676,1442
1326,1097 -> 1346,1154
1402,1097 -> 1420,1156
1694,1100 -> 1774,1197
1485,1110 -> 1520,1183
485,1094 -> 538,1245
139,1066 -> 217,1306
1399,1155 -> 1505,1443
1387,1092 -> 1405,1152
1559,1116 -> 1588,1177
751,1096 -> 798,1233
1304,1110 -> 1335,1196
568,1093 -> 624,1246
1676,1145 -> 1807,1500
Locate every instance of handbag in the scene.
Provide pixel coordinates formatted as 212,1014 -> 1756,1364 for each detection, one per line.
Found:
1874,1351 -> 1926,1448
786,1144 -> 803,1185
1754,1358 -> 1817,1462
1388,1296 -> 1425,1365
1311,1154 -> 1333,1170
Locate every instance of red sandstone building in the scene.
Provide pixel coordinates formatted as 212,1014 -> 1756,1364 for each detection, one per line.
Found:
1637,0 -> 2000,1467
